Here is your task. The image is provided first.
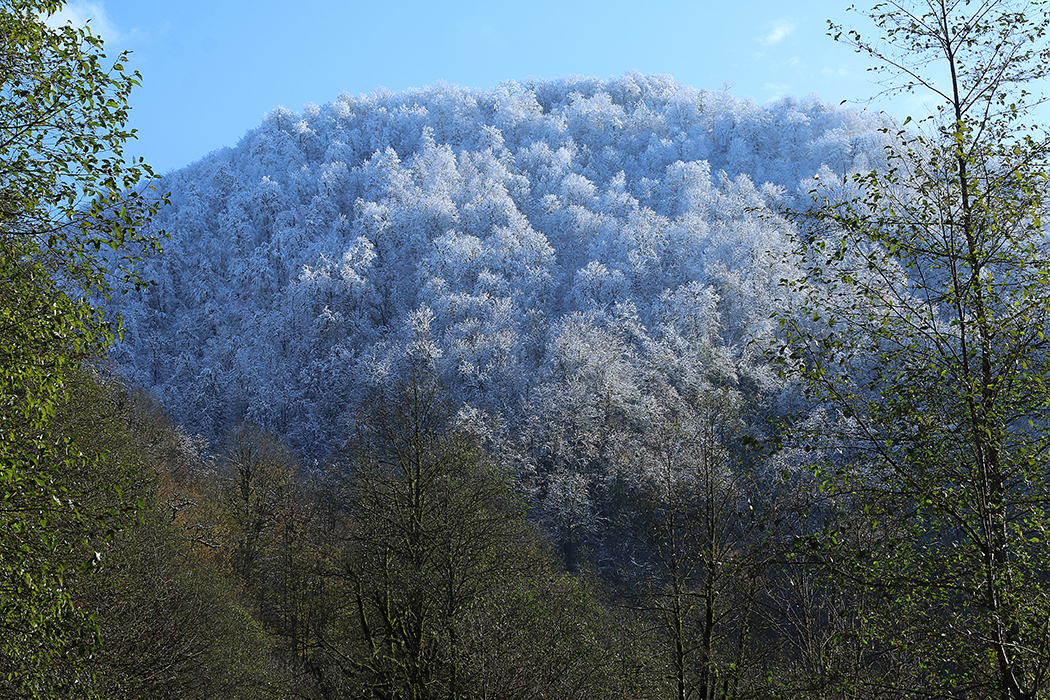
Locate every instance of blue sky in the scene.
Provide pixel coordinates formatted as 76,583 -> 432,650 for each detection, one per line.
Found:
52,0 -> 913,174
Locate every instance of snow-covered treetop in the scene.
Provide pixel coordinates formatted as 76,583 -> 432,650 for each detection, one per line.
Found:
108,73 -> 893,457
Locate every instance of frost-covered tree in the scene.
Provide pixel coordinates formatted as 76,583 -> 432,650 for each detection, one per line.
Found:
107,74 -> 891,462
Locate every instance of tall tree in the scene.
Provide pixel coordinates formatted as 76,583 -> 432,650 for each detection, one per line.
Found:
219,421 -> 298,605
0,0 -> 163,693
612,386 -> 769,700
321,364 -> 536,698
777,1 -> 1050,697
299,341 -> 633,699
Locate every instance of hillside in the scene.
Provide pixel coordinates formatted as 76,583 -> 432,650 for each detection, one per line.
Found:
109,73 -> 891,460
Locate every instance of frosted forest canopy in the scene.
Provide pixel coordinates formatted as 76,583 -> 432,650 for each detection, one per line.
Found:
110,73 -> 892,467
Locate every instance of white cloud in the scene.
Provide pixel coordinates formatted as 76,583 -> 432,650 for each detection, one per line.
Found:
762,19 -> 796,46
44,0 -> 121,42
763,82 -> 791,98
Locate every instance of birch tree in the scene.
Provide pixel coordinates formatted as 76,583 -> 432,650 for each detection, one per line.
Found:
777,1 -> 1050,696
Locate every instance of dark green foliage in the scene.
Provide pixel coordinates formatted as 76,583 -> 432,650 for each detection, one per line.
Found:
87,504 -> 278,699
25,373 -> 281,698
259,368 -> 656,699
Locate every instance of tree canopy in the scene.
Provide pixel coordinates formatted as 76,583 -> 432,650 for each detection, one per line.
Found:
777,1 -> 1050,696
9,0 -> 1050,697
0,0 -> 164,693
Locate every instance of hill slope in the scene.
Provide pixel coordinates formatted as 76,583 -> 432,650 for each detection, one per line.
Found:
109,73 -> 891,457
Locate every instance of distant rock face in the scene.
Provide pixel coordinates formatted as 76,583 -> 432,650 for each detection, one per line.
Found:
108,73 -> 891,457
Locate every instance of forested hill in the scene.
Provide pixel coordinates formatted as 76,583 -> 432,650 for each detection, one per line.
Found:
109,73 -> 892,457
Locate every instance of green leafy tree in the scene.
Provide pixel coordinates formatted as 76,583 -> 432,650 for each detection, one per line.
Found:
0,0 -> 163,693
776,1 -> 1050,697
